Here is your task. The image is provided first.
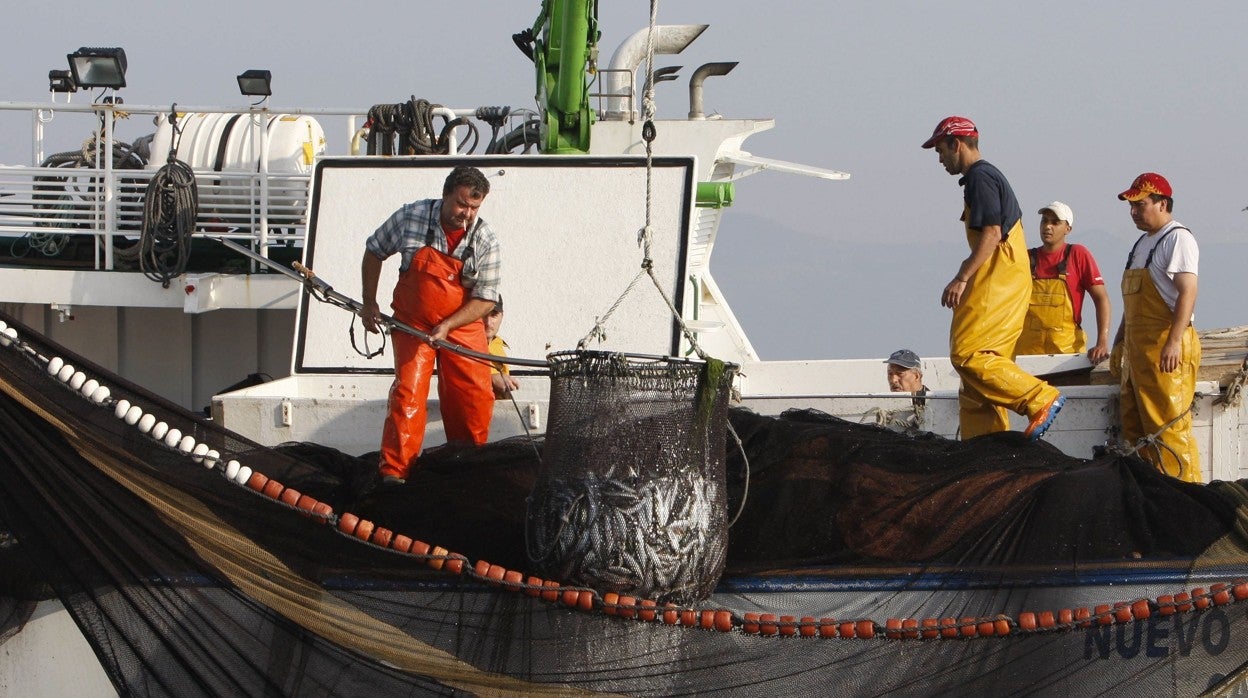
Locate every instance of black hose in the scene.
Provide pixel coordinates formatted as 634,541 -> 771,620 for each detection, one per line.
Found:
138,157 -> 198,287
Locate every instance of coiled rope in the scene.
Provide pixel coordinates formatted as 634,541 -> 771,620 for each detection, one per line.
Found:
366,97 -> 478,155
139,107 -> 198,288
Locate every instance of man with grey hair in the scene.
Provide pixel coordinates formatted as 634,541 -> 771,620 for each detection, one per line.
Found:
885,348 -> 928,406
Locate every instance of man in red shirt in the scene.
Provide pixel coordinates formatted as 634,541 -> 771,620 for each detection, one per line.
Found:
1014,201 -> 1112,363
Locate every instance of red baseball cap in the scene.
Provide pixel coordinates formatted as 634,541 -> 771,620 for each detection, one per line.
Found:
1118,172 -> 1173,201
921,116 -> 979,149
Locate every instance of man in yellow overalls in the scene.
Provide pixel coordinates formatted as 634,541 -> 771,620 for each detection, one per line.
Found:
1112,173 -> 1201,482
1014,201 -> 1112,363
922,116 -> 1064,441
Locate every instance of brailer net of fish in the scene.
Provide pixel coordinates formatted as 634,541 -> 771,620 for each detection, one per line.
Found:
527,350 -> 737,605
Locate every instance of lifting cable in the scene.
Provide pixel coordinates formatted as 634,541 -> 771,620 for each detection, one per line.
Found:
139,105 -> 198,288
572,0 -> 753,524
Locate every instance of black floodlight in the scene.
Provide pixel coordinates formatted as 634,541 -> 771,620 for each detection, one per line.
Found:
48,69 -> 77,93
236,69 -> 272,97
67,47 -> 127,89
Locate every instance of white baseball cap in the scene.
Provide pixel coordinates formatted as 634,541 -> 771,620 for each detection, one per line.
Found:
1038,201 -> 1074,226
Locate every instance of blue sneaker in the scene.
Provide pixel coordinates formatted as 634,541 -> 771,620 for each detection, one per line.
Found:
1025,394 -> 1065,441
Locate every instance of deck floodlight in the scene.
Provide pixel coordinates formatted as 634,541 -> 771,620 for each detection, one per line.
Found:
68,47 -> 127,89
48,69 -> 77,93
237,69 -> 272,97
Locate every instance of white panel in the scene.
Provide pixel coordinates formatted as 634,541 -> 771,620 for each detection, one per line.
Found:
296,156 -> 695,372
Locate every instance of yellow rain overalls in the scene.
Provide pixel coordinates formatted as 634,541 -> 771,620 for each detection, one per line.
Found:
1119,229 -> 1201,482
950,215 -> 1062,438
1015,245 -> 1086,355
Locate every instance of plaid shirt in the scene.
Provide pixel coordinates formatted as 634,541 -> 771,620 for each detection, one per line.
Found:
365,198 -> 501,302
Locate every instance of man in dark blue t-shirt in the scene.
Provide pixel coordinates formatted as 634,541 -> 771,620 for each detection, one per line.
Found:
921,116 -> 1063,441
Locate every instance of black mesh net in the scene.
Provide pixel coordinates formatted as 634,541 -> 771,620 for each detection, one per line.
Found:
527,351 -> 735,604
4,309 -> 1248,696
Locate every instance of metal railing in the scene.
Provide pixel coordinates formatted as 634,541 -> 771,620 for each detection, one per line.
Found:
0,100 -> 532,270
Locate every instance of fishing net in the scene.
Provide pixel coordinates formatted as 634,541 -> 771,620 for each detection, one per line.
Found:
4,310 -> 1248,696
527,350 -> 735,604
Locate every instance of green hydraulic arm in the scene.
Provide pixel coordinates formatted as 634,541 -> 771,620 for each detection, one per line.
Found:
522,0 -> 599,154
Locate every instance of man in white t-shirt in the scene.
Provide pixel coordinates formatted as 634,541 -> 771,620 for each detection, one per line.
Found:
1112,172 -> 1201,481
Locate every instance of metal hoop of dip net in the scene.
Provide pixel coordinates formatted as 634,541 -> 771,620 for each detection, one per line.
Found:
526,350 -> 737,605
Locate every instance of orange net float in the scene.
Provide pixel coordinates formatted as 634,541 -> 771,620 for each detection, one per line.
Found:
485,564 -> 507,583
680,609 -> 697,627
1131,600 -> 1151,620
836,621 -> 855,639
444,555 -> 466,575
371,527 -> 393,548
1211,583 -> 1232,606
662,605 -> 679,625
428,545 -> 448,570
502,570 -> 524,590
1174,591 -> 1193,612
884,618 -> 903,640
524,576 -> 544,598
353,519 -> 375,542
1058,609 -> 1075,626
759,613 -> 779,637
311,501 -> 333,523
278,487 -> 301,507
473,560 -> 491,578
1017,612 -> 1037,631
901,618 -> 919,639
940,617 -> 959,639
1074,608 -> 1092,628
245,471 -> 269,492
1192,587 -> 1211,610
262,480 -> 285,500
698,610 -> 716,630
958,617 -> 977,638
742,613 -> 761,635
617,596 -> 638,620
638,599 -> 658,622
1155,595 -> 1175,616
993,616 -> 1011,636
541,580 -> 560,603
713,610 -> 734,633
920,618 -> 940,639
1094,604 -> 1114,626
799,616 -> 818,638
1233,582 -> 1248,601
602,592 -> 620,616
779,615 -> 797,637
390,534 -> 413,553
576,590 -> 595,612
976,619 -> 997,637
1038,610 -> 1056,629
336,512 -> 360,536
856,620 -> 875,640
293,494 -> 318,515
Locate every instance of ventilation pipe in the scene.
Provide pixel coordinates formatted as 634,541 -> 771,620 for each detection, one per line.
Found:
688,62 -> 738,120
603,25 -> 708,121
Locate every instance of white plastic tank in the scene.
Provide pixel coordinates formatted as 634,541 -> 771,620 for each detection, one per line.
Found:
146,112 -> 326,221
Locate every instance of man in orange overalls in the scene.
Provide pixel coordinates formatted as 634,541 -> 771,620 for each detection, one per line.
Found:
1112,173 -> 1201,482
360,166 -> 501,485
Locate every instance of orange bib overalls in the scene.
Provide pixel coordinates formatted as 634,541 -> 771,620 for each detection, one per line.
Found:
379,242 -> 492,480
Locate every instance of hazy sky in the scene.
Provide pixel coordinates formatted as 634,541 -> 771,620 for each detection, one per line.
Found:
2,1 -> 1245,360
